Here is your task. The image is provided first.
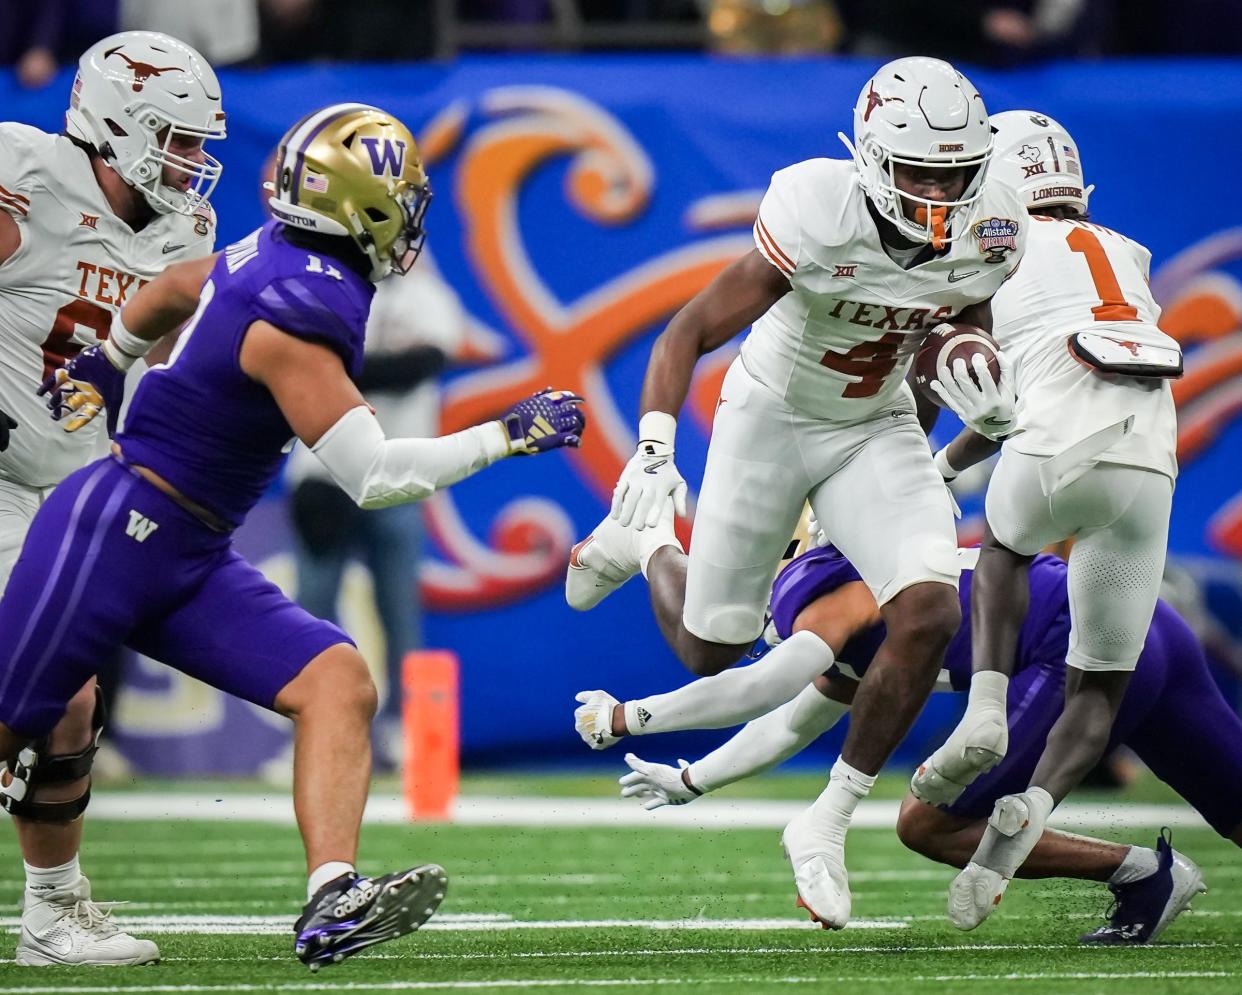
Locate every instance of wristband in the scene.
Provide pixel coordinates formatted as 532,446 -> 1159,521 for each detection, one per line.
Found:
104,310 -> 155,370
637,411 -> 676,450
933,447 -> 959,482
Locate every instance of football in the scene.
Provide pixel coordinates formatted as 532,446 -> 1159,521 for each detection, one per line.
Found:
913,322 -> 1002,407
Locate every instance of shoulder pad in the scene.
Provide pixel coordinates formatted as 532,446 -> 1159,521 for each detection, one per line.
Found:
253,273 -> 370,376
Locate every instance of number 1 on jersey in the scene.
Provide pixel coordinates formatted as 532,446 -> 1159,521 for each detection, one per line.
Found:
1066,227 -> 1138,323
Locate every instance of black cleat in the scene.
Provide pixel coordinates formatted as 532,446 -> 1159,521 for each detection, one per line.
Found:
293,864 -> 448,970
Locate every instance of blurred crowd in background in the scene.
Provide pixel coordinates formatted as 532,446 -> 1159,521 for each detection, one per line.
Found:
4,0 -> 1241,89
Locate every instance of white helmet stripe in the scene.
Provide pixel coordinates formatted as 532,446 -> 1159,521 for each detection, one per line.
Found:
283,102 -> 375,206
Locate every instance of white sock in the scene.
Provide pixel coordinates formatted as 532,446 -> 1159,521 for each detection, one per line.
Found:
307,860 -> 355,900
25,856 -> 80,896
809,757 -> 877,851
1109,845 -> 1159,886
967,671 -> 1009,711
1023,785 -> 1056,825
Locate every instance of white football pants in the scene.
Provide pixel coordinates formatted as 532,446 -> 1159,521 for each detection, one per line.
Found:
986,449 -> 1173,672
683,358 -> 960,645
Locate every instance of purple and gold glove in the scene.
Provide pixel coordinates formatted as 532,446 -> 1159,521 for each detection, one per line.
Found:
37,345 -> 127,437
501,388 -> 586,455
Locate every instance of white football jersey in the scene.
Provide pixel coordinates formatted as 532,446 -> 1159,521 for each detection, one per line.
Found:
0,123 -> 215,487
743,158 -> 1027,421
992,215 -> 1177,480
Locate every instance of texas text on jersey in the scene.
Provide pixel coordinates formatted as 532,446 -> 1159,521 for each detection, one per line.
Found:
746,157 -> 1027,421
0,122 -> 215,487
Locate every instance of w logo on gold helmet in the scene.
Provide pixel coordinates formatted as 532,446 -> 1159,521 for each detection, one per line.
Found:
268,103 -> 431,281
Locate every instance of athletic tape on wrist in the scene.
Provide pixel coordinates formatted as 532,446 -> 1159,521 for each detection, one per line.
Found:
637,411 -> 677,450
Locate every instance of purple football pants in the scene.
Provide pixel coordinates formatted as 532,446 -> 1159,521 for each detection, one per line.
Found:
0,457 -> 352,738
950,601 -> 1242,838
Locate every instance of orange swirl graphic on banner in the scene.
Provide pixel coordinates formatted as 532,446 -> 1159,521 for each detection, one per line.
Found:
416,88 -> 752,609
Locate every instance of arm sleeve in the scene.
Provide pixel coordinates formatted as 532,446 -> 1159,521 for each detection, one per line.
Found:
686,683 -> 851,794
622,630 -> 835,735
311,404 -> 510,510
752,169 -> 803,281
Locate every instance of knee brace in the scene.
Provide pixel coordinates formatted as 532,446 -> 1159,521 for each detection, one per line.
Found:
0,686 -> 105,823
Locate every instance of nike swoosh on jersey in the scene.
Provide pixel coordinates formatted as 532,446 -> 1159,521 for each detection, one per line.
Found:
161,243 -> 186,254
947,269 -> 980,283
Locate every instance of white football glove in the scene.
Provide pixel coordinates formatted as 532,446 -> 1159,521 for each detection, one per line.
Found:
930,351 -> 1016,441
611,442 -> 687,530
610,412 -> 687,529
618,753 -> 701,810
574,690 -> 623,750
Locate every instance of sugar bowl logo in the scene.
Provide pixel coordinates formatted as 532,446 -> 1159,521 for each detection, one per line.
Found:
973,217 -> 1020,263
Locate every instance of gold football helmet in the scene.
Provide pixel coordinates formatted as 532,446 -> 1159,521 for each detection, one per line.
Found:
268,103 -> 431,281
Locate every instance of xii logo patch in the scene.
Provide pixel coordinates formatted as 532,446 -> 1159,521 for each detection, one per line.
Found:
125,509 -> 159,543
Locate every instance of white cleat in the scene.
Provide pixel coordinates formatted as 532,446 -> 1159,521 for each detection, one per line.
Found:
565,514 -> 642,611
948,861 -> 1010,931
947,792 -> 1044,931
910,711 -> 1008,807
781,808 -> 851,930
16,876 -> 159,966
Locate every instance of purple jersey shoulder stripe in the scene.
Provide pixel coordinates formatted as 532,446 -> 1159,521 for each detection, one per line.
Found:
273,276 -> 357,340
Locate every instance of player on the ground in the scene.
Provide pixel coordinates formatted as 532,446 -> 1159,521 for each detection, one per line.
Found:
0,31 -> 225,966
903,111 -> 1183,928
591,542 -> 1227,944
0,102 -> 586,970
569,57 -> 1025,929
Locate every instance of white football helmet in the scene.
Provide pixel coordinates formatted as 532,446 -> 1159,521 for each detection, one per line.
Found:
65,31 -> 226,216
840,57 -> 993,246
989,110 -> 1093,215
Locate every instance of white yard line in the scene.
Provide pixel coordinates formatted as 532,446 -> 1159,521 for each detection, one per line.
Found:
85,793 -> 1209,831
0,971 -> 1231,993
0,913 -> 906,935
1,941 -> 1225,965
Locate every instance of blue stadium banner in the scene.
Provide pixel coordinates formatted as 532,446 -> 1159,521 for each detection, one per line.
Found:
4,57 -> 1241,773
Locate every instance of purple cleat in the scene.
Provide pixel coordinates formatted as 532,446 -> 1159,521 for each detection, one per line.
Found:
294,864 -> 448,970
1080,831 -> 1206,946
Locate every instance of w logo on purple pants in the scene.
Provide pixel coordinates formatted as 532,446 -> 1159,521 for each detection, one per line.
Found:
360,137 -> 406,177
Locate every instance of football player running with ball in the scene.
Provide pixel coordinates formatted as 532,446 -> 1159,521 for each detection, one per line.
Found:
569,57 -> 1025,929
907,111 -> 1184,929
0,104 -> 585,970
0,32 -> 224,966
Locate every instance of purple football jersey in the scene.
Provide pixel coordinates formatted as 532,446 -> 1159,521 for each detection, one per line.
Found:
769,546 -> 1072,689
118,222 -> 374,527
